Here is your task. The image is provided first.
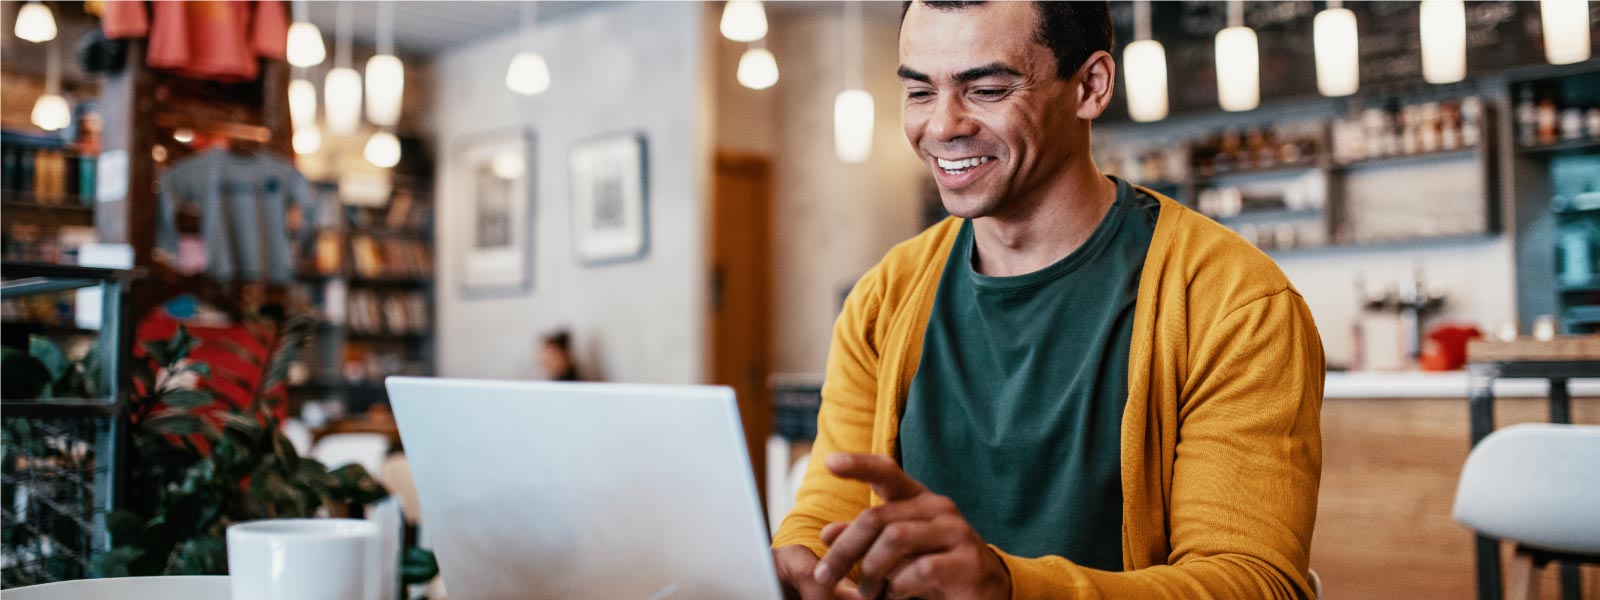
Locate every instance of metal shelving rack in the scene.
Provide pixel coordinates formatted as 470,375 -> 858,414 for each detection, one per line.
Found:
1,263 -> 137,589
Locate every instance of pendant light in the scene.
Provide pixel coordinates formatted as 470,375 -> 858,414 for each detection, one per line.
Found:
506,2 -> 551,95
286,0 -> 326,67
1540,0 -> 1591,65
737,39 -> 779,90
293,126 -> 322,155
364,130 -> 401,168
1313,0 -> 1359,97
1123,0 -> 1167,122
720,0 -> 768,43
289,77 -> 320,154
31,37 -> 70,131
1419,0 -> 1466,84
834,1 -> 873,163
325,2 -> 362,135
14,1 -> 56,43
365,1 -> 404,127
1214,0 -> 1259,112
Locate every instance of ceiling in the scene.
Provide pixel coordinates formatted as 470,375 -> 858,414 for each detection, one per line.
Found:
302,1 -> 622,57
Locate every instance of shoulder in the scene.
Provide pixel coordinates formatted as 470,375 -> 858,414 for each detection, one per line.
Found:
860,217 -> 961,304
1142,189 -> 1304,319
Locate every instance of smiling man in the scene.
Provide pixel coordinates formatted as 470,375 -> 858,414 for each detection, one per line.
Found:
770,2 -> 1325,600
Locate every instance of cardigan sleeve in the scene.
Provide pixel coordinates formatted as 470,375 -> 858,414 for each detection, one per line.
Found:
996,289 -> 1324,600
770,268 -> 886,558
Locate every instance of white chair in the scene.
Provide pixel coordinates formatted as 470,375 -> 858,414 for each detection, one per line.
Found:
280,418 -> 314,457
1453,423 -> 1600,600
310,433 -> 391,481
3,576 -> 229,599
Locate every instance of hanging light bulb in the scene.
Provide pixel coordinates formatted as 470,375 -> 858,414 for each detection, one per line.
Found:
365,55 -> 404,126
31,35 -> 69,131
720,0 -> 768,42
364,130 -> 401,168
1314,2 -> 1359,97
289,78 -> 318,128
737,45 -> 779,90
506,2 -> 551,95
1540,0 -> 1591,65
835,2 -> 873,163
325,2 -> 361,135
364,2 -> 403,127
1419,0 -> 1466,84
325,68 -> 363,135
1123,0 -> 1167,122
1214,0 -> 1258,112
293,126 -> 322,155
14,1 -> 57,43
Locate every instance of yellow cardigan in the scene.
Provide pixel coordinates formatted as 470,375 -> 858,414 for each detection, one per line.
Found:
772,191 -> 1325,600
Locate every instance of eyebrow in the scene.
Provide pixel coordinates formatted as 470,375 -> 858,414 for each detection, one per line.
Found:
897,62 -> 1024,85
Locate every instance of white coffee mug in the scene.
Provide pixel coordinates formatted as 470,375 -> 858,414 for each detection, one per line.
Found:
227,518 -> 381,600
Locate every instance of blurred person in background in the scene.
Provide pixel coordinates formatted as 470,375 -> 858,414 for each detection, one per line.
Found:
539,329 -> 580,382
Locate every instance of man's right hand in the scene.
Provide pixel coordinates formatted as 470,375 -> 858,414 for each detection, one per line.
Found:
774,544 -> 836,600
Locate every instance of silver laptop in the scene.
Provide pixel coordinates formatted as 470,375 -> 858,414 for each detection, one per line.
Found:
387,377 -> 783,600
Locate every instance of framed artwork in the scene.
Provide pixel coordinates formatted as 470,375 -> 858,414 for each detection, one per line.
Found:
569,133 -> 648,265
456,129 -> 535,294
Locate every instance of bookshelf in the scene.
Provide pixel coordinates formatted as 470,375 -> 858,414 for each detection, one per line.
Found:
291,177 -> 436,415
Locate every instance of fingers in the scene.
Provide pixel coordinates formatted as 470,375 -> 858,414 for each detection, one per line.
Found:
814,500 -> 931,587
884,553 -> 959,600
773,545 -> 834,600
825,453 -> 926,502
820,521 -> 848,546
855,517 -> 961,599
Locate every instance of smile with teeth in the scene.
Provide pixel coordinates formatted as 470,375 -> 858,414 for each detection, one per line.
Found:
936,156 -> 991,174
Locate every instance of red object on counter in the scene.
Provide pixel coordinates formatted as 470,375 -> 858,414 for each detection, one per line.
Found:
1418,323 -> 1483,371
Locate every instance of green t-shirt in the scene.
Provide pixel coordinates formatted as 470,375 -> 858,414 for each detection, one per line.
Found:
899,177 -> 1159,569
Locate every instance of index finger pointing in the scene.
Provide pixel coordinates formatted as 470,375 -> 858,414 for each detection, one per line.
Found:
825,453 -> 925,501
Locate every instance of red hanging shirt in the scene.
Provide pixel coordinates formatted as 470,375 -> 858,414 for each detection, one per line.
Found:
102,0 -> 288,83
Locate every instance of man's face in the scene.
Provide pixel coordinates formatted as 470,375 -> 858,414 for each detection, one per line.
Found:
899,2 -> 1084,219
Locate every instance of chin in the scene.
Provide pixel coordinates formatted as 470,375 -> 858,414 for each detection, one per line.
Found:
939,191 -> 1003,220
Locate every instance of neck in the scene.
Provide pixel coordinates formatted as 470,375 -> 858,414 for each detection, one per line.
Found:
970,159 -> 1118,277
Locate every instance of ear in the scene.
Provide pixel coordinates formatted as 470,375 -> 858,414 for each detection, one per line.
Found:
1073,50 -> 1116,120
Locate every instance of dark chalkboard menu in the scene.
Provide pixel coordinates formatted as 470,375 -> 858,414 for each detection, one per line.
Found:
1105,1 -> 1600,120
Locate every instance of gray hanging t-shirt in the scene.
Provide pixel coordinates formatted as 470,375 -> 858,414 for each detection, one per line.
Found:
156,149 -> 312,283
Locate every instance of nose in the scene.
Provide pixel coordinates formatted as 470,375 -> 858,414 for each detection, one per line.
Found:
928,94 -> 977,143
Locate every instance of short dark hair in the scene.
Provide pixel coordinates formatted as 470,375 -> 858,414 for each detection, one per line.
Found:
901,1 -> 1114,80
542,330 -> 572,353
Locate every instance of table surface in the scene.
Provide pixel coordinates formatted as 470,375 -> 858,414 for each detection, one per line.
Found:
1325,370 -> 1600,399
4,576 -> 230,600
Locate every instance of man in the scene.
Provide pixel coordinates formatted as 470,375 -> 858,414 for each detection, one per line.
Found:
771,2 -> 1325,599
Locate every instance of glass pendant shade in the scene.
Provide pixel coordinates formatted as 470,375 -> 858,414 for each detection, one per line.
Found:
1215,26 -> 1260,112
1313,7 -> 1359,96
293,126 -> 322,155
324,67 -> 363,135
365,54 -> 405,127
31,93 -> 70,131
834,89 -> 874,164
1419,0 -> 1466,84
506,52 -> 551,95
1540,0 -> 1592,65
364,131 -> 401,168
737,47 -> 779,90
286,22 -> 327,67
720,0 -> 768,42
288,78 -> 318,128
1123,40 -> 1168,122
14,1 -> 56,43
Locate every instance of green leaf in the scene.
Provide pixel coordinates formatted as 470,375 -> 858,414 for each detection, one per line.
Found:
1,347 -> 52,400
104,510 -> 145,544
143,413 -> 212,437
166,327 -> 197,364
160,389 -> 215,410
167,534 -> 226,575
28,334 -> 70,382
270,425 -> 301,473
330,464 -> 389,506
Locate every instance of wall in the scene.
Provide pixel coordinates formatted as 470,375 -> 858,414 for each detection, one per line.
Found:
722,6 -> 928,376
432,2 -> 708,384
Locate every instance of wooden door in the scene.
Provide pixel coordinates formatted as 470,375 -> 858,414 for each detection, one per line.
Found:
709,152 -> 775,510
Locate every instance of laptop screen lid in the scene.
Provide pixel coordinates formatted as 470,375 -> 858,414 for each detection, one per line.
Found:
387,377 -> 782,600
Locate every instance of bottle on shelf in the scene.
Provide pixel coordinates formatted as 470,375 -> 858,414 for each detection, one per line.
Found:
1516,84 -> 1538,147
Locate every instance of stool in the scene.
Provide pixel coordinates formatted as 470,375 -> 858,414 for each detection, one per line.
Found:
1453,424 -> 1600,600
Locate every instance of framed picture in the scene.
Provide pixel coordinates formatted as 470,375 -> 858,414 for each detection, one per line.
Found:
455,129 -> 535,294
569,133 -> 648,265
